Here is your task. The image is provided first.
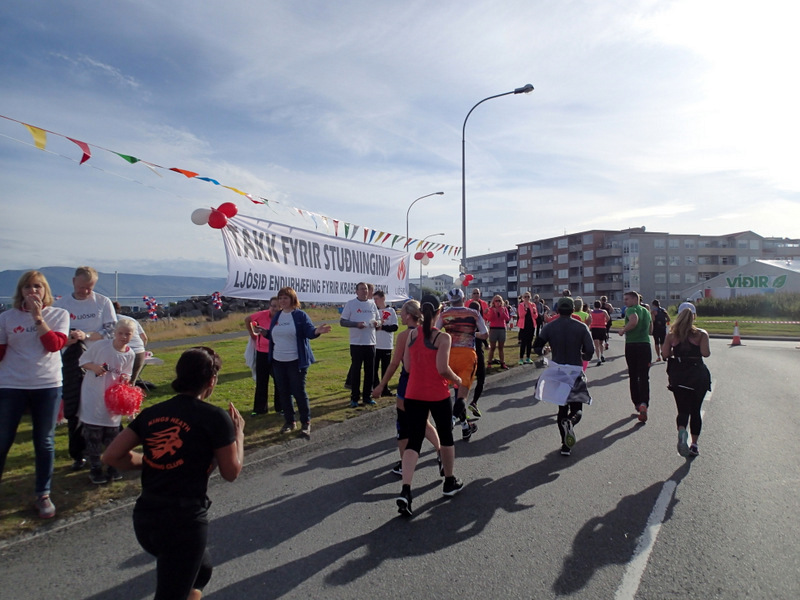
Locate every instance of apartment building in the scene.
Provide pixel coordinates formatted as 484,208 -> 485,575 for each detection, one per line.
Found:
464,249 -> 519,301
500,228 -> 800,306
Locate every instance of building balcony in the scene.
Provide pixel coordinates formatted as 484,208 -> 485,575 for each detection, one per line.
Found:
596,265 -> 623,275
532,277 -> 554,286
596,247 -> 623,258
569,260 -> 583,268
530,248 -> 552,258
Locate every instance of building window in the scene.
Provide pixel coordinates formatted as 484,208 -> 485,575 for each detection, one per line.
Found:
558,254 -> 568,264
654,273 -> 667,284
654,239 -> 666,249
685,256 -> 695,266
684,239 -> 695,249
558,238 -> 568,249
558,269 -> 568,279
737,240 -> 748,249
750,240 -> 760,250
584,282 -> 594,294
738,256 -> 750,265
584,266 -> 594,277
685,273 -> 696,284
669,256 -> 680,267
519,259 -> 528,269
669,239 -> 680,249
584,250 -> 593,261
669,273 -> 681,284
655,290 -> 666,299
655,255 -> 666,266
582,233 -> 594,245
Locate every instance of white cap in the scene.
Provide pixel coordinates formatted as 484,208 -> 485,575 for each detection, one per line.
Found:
677,301 -> 696,315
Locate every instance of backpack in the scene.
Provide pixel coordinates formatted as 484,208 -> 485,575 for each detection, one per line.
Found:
653,307 -> 668,328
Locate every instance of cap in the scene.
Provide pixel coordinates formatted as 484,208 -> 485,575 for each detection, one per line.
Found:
677,301 -> 696,315
446,288 -> 465,302
420,294 -> 441,312
556,296 -> 574,311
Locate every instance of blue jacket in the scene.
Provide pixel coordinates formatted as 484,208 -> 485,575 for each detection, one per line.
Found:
267,309 -> 321,370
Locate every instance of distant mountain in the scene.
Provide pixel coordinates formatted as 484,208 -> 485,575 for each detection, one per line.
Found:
0,267 -> 226,302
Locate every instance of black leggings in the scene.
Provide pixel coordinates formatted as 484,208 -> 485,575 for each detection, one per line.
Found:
404,397 -> 454,454
519,327 -> 535,359
673,387 -> 706,436
133,503 -> 212,600
472,342 -> 486,404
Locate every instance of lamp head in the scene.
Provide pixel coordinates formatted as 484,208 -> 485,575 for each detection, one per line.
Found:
514,84 -> 534,94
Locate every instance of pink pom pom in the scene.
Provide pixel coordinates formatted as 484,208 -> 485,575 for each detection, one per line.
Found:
105,382 -> 144,416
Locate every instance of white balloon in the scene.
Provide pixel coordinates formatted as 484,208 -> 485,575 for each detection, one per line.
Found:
191,208 -> 213,225
420,256 -> 430,265
454,278 -> 463,286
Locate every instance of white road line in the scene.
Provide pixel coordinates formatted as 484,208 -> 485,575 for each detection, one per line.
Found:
614,389 -> 712,599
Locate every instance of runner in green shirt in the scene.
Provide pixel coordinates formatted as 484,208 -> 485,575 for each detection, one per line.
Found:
619,291 -> 653,422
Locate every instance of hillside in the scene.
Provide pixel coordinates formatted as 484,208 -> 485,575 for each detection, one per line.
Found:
0,267 -> 226,302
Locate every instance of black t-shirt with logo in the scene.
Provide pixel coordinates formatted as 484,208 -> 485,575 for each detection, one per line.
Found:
128,394 -> 235,501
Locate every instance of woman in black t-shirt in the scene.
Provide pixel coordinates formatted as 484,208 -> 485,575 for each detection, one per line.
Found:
104,346 -> 245,600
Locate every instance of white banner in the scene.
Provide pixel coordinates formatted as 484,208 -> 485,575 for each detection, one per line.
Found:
220,214 -> 411,302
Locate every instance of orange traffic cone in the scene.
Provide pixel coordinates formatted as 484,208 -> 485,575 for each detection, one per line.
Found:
730,321 -> 742,346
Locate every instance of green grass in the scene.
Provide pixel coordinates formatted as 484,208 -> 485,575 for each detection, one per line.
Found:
0,315 -> 395,541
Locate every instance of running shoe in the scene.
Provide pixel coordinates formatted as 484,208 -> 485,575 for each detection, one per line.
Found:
349,400 -> 359,408
442,476 -> 464,497
35,495 -> 56,519
300,422 -> 311,438
107,468 -> 123,482
468,402 -> 482,419
391,461 -> 403,476
70,458 -> 87,472
462,421 -> 477,441
518,359 -> 525,365
437,452 -> 444,477
397,488 -> 413,517
363,399 -> 377,406
524,357 -> 534,364
604,342 -> 609,350
596,360 -> 602,367
677,429 -> 690,457
688,444 -> 699,457
562,419 -> 576,448
500,362 -> 509,370
280,422 -> 296,434
491,359 -> 501,365
638,404 -> 648,423
560,444 -> 571,456
89,469 -> 109,485
601,356 -> 605,363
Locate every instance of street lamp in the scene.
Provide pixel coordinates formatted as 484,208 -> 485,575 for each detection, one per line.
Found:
406,192 -> 444,252
461,84 -> 534,266
417,232 -> 445,299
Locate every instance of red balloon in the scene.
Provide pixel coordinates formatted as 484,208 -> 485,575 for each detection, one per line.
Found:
426,251 -> 434,258
208,210 -> 228,229
414,252 -> 424,260
217,202 -> 238,218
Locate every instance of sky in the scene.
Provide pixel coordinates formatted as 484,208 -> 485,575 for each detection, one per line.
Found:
2,0 -> 800,281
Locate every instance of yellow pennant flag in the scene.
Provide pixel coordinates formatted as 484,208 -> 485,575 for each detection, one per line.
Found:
24,124 -> 47,150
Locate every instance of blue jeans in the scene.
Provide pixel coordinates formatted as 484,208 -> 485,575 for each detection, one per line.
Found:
271,360 -> 310,425
0,387 -> 61,496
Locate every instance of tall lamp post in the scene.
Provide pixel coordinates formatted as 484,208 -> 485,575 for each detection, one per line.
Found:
461,84 -> 534,266
417,232 -> 445,299
406,192 -> 444,252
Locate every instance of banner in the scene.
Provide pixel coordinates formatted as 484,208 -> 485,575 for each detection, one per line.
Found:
220,214 -> 410,302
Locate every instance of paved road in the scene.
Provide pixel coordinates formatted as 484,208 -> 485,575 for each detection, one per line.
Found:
1,338 -> 798,599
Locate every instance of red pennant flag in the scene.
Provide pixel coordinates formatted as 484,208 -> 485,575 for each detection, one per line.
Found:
333,220 -> 339,236
170,168 -> 198,178
66,138 -> 91,164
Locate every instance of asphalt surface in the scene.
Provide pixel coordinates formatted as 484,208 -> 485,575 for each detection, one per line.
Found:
1,337 -> 798,599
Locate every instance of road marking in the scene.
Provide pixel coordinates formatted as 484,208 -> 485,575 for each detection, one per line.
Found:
615,389 -> 712,599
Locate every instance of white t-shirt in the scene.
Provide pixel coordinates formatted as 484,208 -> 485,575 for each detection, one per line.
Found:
271,311 -> 299,362
0,306 -> 70,389
341,298 -> 379,345
78,339 -> 135,427
54,292 -> 117,347
117,314 -> 146,354
375,306 -> 398,351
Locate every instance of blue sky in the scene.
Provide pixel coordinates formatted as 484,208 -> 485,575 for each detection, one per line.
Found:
2,0 -> 799,280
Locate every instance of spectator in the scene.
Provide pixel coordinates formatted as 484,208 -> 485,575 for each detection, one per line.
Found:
486,295 -> 511,369
113,302 -> 148,385
79,320 -> 136,484
516,292 -> 538,365
0,271 -> 69,519
54,266 -> 117,471
340,282 -> 379,408
373,290 -> 399,397
268,287 -> 332,437
244,297 -> 280,415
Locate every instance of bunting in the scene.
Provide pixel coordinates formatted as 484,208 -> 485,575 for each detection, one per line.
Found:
0,114 -> 462,256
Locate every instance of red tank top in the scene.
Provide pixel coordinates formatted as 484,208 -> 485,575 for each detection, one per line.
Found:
590,309 -> 607,328
404,327 -> 450,402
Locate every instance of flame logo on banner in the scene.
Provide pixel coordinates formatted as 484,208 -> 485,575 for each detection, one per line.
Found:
397,260 -> 406,281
